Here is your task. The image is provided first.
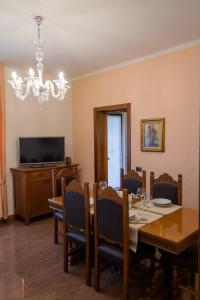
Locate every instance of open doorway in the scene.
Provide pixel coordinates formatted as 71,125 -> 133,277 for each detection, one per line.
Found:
107,112 -> 127,188
94,103 -> 131,186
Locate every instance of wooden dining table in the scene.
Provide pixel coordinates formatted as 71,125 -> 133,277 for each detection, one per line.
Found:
48,196 -> 198,255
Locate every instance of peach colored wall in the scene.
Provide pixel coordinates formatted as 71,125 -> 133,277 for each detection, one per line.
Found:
72,46 -> 200,209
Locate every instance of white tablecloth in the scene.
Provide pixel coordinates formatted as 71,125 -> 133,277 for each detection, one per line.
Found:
128,208 -> 163,252
133,201 -> 182,215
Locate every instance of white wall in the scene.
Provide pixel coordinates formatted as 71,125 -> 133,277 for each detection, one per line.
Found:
5,67 -> 73,215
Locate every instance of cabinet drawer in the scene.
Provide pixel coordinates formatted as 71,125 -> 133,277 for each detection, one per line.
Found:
29,170 -> 51,180
29,179 -> 52,217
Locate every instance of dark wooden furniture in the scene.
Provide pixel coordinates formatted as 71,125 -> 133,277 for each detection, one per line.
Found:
11,164 -> 79,225
62,180 -> 91,286
120,168 -> 146,194
93,185 -> 129,300
52,168 -> 77,243
150,172 -> 182,205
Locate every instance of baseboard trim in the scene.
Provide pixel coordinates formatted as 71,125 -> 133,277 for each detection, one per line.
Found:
0,214 -> 15,224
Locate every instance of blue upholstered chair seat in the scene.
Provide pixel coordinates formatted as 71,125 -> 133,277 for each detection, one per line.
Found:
66,230 -> 86,247
98,241 -> 123,263
54,210 -> 64,221
98,241 -> 155,265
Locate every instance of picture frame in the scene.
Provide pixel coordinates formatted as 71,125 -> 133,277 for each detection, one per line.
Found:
140,118 -> 165,152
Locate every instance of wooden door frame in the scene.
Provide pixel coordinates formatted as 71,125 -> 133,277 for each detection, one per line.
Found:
94,103 -> 131,182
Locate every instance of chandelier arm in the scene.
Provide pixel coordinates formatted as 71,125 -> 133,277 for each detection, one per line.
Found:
46,80 -> 63,99
16,81 -> 31,101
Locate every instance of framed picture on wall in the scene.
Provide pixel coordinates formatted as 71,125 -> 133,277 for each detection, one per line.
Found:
140,118 -> 165,152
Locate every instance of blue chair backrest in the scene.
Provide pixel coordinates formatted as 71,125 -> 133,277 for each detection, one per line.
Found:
97,198 -> 123,243
122,178 -> 141,194
56,176 -> 75,196
153,182 -> 178,204
64,190 -> 85,229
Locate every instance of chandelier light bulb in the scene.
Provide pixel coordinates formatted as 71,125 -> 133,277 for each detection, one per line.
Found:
8,15 -> 70,106
59,72 -> 64,79
12,71 -> 17,80
29,68 -> 34,77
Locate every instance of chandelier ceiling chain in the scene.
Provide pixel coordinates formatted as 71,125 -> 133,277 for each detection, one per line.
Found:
8,16 -> 70,106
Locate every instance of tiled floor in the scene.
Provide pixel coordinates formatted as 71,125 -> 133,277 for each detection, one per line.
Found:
0,217 -> 188,300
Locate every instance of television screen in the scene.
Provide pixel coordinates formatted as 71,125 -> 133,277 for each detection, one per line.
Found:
19,137 -> 65,165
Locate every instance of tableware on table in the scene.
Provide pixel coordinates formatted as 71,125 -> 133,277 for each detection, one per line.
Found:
129,210 -> 149,224
152,198 -> 172,207
99,181 -> 107,190
154,203 -> 172,207
136,187 -> 143,199
136,187 -> 146,207
129,219 -> 148,224
131,194 -> 140,207
143,194 -> 151,208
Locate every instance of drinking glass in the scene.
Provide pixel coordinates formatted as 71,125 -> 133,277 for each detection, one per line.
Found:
144,194 -> 151,208
137,187 -> 146,214
137,187 -> 146,202
99,181 -> 107,190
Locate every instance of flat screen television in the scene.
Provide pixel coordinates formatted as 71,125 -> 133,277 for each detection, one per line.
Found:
19,137 -> 65,166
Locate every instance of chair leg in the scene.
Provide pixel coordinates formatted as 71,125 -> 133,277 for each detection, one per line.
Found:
123,260 -> 129,300
54,217 -> 58,244
94,252 -> 100,292
86,243 -> 91,286
64,235 -> 68,273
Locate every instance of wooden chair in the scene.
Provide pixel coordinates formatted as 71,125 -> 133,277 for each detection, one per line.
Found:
52,168 -> 76,244
120,168 -> 146,194
62,179 -> 91,286
93,184 -> 129,300
150,172 -> 182,205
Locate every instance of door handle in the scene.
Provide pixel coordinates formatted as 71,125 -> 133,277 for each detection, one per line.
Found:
107,157 -> 110,160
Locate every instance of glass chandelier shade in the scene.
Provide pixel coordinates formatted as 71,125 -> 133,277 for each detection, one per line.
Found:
8,16 -> 70,105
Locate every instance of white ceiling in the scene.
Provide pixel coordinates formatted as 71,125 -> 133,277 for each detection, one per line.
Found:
0,0 -> 200,78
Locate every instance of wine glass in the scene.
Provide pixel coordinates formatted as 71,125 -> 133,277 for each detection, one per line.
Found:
136,187 -> 145,200
99,181 -> 107,190
137,187 -> 146,207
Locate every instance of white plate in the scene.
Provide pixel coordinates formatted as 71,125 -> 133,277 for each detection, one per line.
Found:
152,198 -> 172,205
154,203 -> 172,207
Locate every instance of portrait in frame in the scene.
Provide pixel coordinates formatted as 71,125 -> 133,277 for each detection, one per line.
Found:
140,118 -> 165,152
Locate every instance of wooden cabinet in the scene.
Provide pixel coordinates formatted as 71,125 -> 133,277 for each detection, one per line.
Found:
11,164 -> 79,225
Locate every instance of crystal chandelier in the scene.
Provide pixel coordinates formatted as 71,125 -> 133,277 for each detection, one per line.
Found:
8,16 -> 70,105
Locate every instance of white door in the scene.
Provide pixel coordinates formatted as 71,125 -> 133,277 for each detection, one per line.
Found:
107,115 -> 122,188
